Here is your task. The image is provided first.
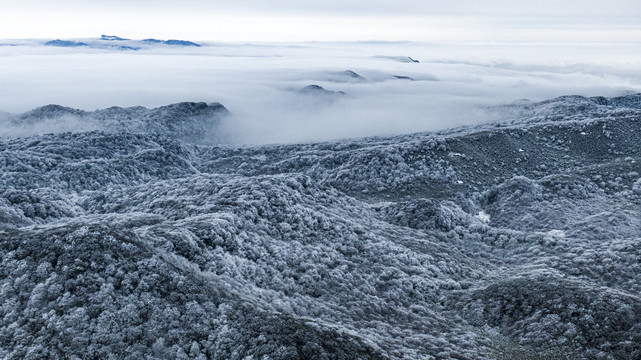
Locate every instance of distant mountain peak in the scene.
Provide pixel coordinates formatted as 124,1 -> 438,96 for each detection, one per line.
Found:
100,35 -> 129,41
41,36 -> 201,51
142,38 -> 201,47
299,85 -> 346,97
344,70 -> 364,79
164,39 -> 201,47
20,104 -> 88,120
115,45 -> 140,51
44,40 -> 88,47
150,101 -> 228,117
374,55 -> 420,63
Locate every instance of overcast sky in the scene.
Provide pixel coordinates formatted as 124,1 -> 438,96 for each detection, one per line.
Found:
2,0 -> 641,42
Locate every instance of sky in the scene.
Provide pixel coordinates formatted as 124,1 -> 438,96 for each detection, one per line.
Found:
2,0 -> 641,42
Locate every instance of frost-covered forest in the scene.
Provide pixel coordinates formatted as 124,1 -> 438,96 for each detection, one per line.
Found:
1,94 -> 641,359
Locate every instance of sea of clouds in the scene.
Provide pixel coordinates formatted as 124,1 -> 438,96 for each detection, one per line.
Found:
1,38 -> 641,143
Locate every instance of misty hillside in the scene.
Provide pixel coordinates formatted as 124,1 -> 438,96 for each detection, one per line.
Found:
1,94 -> 641,359
5,102 -> 229,143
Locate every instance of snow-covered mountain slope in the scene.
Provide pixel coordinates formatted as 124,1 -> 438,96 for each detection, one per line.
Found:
1,94 -> 641,359
4,102 -> 229,143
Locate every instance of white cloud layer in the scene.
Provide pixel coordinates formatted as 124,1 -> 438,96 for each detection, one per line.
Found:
1,40 -> 641,143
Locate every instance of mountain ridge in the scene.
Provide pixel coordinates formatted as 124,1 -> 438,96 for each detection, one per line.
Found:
10,101 -> 229,143
43,35 -> 202,50
1,93 -> 640,359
